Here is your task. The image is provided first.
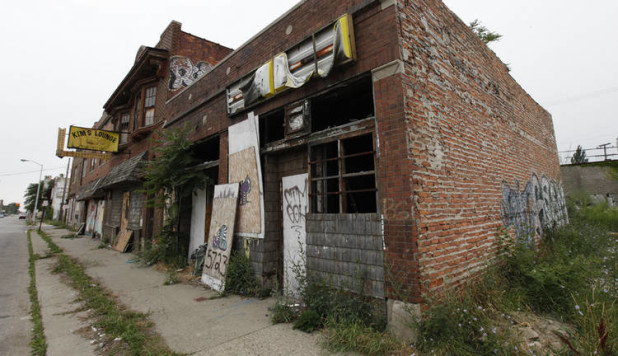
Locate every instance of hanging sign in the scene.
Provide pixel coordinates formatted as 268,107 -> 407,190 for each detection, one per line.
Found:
67,125 -> 120,153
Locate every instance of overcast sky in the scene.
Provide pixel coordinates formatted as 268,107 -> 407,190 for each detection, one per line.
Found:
0,0 -> 616,208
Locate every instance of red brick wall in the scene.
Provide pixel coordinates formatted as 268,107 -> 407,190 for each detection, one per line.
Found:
373,63 -> 423,302
177,32 -> 232,67
392,0 -> 563,296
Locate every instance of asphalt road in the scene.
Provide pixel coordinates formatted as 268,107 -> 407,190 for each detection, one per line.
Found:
0,216 -> 31,355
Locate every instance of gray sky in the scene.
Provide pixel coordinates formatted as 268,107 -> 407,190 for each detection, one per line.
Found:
0,0 -> 616,208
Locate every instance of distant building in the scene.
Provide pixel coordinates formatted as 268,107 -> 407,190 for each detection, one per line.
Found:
50,174 -> 67,221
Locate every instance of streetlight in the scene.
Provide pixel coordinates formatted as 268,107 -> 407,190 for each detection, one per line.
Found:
21,159 -> 43,221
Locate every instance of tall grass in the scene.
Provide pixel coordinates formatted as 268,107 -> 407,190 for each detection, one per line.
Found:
416,200 -> 618,355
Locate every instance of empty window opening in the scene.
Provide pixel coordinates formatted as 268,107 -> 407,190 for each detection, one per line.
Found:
309,133 -> 377,213
311,75 -> 374,132
259,109 -> 285,147
191,135 -> 220,162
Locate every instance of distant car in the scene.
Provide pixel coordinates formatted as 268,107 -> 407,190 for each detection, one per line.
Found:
19,213 -> 26,219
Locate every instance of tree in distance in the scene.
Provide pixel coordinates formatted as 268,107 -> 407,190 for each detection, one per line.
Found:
571,145 -> 589,164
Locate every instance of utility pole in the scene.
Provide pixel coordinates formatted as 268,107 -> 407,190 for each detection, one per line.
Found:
599,143 -> 611,161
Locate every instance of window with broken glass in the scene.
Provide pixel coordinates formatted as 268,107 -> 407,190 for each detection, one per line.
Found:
309,133 -> 377,213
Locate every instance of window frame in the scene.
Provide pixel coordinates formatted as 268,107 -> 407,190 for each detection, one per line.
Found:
308,131 -> 378,214
132,85 -> 157,130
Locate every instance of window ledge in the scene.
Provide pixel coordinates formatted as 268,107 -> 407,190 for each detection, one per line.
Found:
130,121 -> 162,142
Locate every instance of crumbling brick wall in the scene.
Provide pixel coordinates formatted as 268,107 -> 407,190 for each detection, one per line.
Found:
388,0 -> 566,297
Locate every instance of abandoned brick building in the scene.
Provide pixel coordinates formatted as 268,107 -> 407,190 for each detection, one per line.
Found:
67,22 -> 232,247
68,0 -> 567,318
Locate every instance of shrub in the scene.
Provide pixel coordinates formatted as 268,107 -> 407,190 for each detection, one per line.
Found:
293,309 -> 321,333
224,251 -> 270,298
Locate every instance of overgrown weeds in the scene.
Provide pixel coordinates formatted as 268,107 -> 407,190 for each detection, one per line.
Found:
38,229 -> 63,254
27,230 -> 47,355
322,317 -> 408,356
52,254 -> 180,355
35,229 -> 179,355
46,220 -> 77,231
415,200 -> 618,355
138,211 -> 187,269
271,259 -> 399,354
224,251 -> 270,298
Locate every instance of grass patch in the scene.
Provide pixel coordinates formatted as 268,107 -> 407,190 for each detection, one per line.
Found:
37,230 -> 63,254
322,318 -> 408,356
45,220 -> 77,231
27,230 -> 47,355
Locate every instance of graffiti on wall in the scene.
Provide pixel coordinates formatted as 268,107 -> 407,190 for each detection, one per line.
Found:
500,173 -> 568,242
202,183 -> 239,292
168,56 -> 211,91
282,174 -> 308,297
283,179 -> 308,238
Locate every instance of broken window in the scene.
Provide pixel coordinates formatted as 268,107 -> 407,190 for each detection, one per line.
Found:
311,75 -> 374,132
309,133 -> 377,213
191,135 -> 220,162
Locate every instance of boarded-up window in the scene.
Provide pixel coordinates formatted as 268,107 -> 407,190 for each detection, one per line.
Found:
128,191 -> 144,230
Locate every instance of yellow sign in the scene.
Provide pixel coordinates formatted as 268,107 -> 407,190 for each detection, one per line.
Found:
67,126 -> 119,153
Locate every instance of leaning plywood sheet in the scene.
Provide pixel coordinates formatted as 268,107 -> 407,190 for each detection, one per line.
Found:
113,229 -> 133,253
202,183 -> 239,292
229,146 -> 261,235
228,113 -> 264,238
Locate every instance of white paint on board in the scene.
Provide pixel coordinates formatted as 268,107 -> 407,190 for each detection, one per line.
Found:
282,173 -> 308,297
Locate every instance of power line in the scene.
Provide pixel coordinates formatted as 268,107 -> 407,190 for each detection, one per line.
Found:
0,167 -> 67,177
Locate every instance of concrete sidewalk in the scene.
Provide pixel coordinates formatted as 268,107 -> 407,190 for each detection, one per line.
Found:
33,225 -> 323,355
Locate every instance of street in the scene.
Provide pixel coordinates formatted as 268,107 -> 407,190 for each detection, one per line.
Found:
0,216 -> 31,355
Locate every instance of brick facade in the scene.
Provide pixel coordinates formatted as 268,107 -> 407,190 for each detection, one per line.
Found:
68,0 -> 566,308
393,0 -> 564,297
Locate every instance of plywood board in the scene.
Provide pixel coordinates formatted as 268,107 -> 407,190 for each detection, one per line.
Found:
228,113 -> 264,238
112,229 -> 133,253
229,146 -> 261,235
201,183 -> 239,292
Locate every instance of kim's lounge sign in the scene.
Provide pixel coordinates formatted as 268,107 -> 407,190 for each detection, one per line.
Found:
67,125 -> 120,153
226,13 -> 357,115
